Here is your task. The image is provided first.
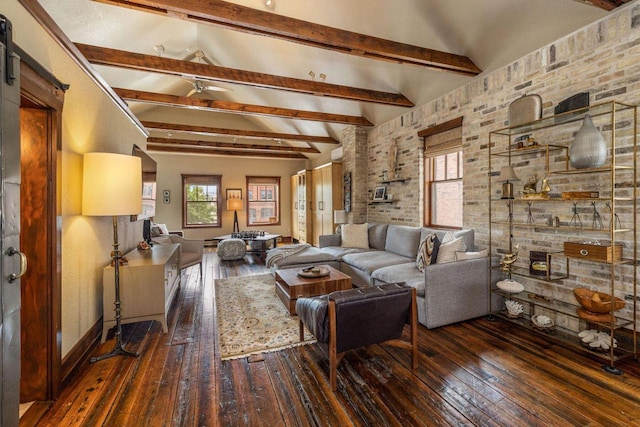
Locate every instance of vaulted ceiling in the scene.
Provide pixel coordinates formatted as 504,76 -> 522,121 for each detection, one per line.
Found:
29,0 -> 629,161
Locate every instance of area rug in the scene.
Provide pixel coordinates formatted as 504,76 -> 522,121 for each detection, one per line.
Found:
215,273 -> 316,360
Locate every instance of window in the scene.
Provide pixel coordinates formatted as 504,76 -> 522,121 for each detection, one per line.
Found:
182,175 -> 221,228
421,118 -> 463,228
246,176 -> 280,226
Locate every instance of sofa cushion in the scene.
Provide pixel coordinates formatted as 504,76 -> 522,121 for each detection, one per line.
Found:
320,246 -> 367,261
371,263 -> 425,297
416,233 -> 440,272
436,237 -> 466,264
385,225 -> 422,258
368,223 -> 388,250
456,248 -> 488,260
341,223 -> 369,249
341,251 -> 413,275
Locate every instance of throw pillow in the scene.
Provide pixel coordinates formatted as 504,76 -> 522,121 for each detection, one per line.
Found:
455,248 -> 489,260
436,237 -> 466,264
341,223 -> 369,249
416,233 -> 440,272
440,232 -> 456,245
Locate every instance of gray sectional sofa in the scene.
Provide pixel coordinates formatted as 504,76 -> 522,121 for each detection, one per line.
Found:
269,223 -> 494,329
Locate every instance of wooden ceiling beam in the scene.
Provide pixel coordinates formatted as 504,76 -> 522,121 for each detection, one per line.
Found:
147,137 -> 320,153
141,121 -> 339,144
76,43 -> 414,107
572,0 -> 630,11
147,143 -> 307,159
114,88 -> 373,126
92,0 -> 481,76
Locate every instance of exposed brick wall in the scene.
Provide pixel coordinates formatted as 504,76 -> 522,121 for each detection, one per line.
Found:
341,4 -> 640,324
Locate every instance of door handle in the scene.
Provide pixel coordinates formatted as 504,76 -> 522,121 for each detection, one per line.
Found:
6,247 -> 27,282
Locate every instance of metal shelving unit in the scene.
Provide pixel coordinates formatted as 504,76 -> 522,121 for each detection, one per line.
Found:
488,101 -> 638,374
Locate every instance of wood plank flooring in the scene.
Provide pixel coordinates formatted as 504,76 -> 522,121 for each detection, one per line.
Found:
29,249 -> 640,426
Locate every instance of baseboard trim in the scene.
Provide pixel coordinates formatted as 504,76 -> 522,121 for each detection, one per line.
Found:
61,318 -> 103,386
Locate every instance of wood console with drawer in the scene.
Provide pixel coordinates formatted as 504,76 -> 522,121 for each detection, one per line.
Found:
101,243 -> 181,343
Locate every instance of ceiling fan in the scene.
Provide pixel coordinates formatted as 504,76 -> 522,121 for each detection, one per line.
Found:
183,49 -> 231,96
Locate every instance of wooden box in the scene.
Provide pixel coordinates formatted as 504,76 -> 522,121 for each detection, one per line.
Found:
564,241 -> 622,263
561,191 -> 599,199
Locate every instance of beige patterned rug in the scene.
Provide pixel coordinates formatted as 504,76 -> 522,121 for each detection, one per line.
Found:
215,273 -> 316,360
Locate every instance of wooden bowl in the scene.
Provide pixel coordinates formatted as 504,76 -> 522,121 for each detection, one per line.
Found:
573,288 -> 625,314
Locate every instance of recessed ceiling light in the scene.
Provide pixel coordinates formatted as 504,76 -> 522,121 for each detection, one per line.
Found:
154,45 -> 165,56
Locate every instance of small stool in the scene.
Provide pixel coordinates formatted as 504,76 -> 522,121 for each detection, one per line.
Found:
217,238 -> 247,261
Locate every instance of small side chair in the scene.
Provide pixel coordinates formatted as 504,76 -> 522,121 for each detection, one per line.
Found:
296,283 -> 418,391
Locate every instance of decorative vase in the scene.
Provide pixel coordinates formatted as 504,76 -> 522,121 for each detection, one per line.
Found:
569,114 -> 607,169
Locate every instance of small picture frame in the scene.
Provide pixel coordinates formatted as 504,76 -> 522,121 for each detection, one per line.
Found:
226,188 -> 242,200
373,186 -> 386,201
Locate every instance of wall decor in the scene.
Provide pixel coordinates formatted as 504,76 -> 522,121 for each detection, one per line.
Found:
373,186 -> 386,201
343,172 -> 352,212
569,114 -> 607,169
226,188 -> 242,200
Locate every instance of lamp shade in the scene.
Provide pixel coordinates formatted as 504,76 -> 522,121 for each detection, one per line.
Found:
497,165 -> 520,182
333,209 -> 347,224
82,152 -> 142,216
227,198 -> 243,211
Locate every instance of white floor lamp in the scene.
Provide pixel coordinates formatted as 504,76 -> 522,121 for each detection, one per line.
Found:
82,152 -> 142,362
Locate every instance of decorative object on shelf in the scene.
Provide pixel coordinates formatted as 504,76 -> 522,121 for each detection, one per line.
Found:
514,134 -> 538,149
569,202 -> 582,228
508,93 -> 542,126
504,300 -> 524,318
529,251 -> 549,276
333,209 -> 347,234
500,244 -> 519,272
554,92 -> 589,116
388,137 -> 398,180
497,279 -> 524,293
531,314 -> 554,330
522,175 -> 551,199
137,241 -> 151,251
561,191 -> 599,199
82,152 -> 142,362
605,202 -> 622,230
579,329 -> 617,351
591,201 -> 603,230
497,165 -> 520,199
564,241 -> 622,263
526,202 -> 535,224
574,288 -> 625,314
373,186 -> 386,201
569,114 -> 607,169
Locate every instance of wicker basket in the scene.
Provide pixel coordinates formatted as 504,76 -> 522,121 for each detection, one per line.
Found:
573,288 -> 625,314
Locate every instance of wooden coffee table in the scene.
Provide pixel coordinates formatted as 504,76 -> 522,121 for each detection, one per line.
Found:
275,265 -> 352,315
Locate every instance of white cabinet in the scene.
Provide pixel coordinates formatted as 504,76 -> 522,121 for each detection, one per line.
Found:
101,243 -> 180,343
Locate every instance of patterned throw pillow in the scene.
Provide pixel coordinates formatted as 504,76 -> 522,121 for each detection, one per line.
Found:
436,237 -> 466,264
416,233 -> 440,272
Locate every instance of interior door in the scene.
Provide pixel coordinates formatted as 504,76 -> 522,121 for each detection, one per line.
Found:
0,17 -> 24,427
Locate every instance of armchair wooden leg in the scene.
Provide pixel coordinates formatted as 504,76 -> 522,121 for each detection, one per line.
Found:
410,288 -> 418,370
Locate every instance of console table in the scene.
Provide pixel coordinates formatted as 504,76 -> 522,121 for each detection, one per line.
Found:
101,243 -> 180,343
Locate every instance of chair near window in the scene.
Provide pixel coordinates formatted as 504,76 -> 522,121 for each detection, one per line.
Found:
296,283 -> 418,391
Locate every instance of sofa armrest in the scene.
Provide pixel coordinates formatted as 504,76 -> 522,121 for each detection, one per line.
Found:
169,235 -> 205,256
423,257 -> 490,328
319,234 -> 341,248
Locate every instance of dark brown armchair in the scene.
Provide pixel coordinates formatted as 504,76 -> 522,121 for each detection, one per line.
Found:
296,283 -> 418,391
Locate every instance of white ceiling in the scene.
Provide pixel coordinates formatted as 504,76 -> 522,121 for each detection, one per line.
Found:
39,0 -> 612,161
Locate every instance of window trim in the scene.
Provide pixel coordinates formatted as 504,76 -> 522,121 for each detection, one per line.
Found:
246,175 -> 281,226
182,174 -> 222,229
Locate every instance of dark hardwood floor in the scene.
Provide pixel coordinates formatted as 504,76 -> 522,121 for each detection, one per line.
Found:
27,249 -> 640,426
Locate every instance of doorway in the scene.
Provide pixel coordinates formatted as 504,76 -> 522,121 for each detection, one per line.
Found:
19,58 -> 63,406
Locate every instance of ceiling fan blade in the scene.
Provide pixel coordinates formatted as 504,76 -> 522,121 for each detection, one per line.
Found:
186,88 -> 197,97
205,85 -> 230,92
